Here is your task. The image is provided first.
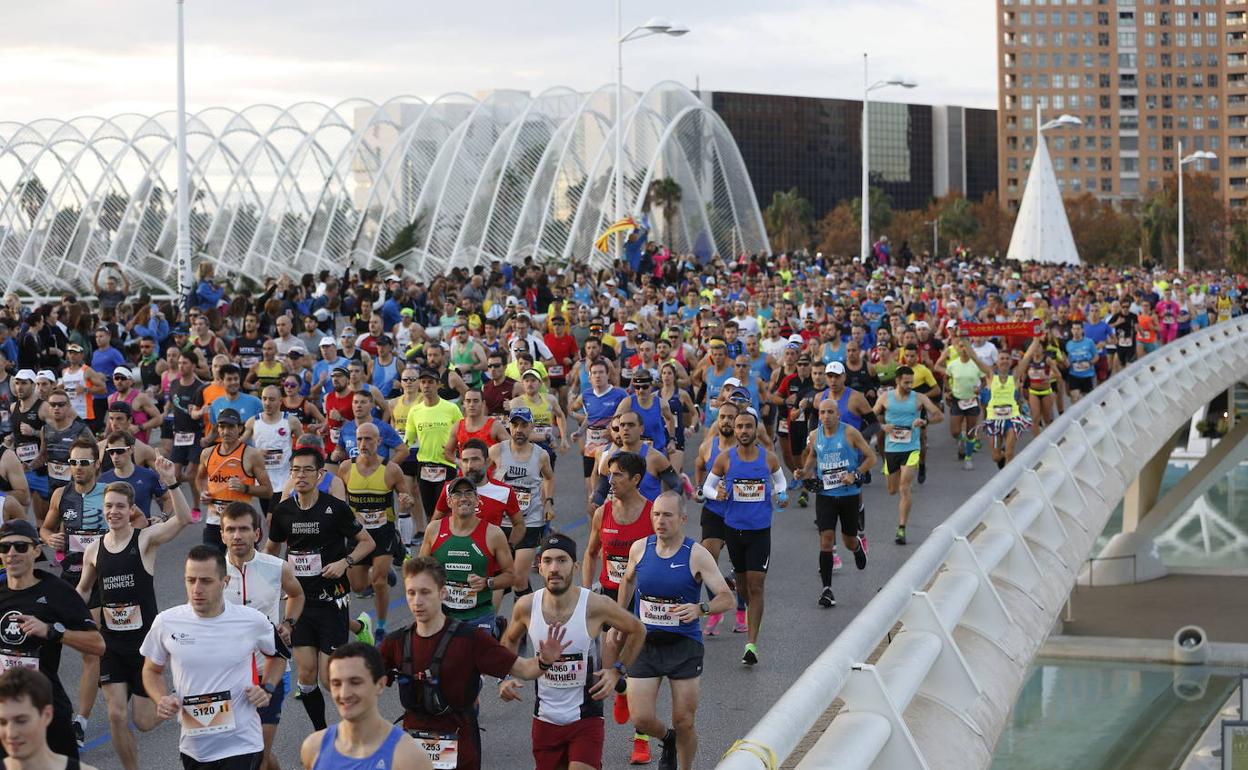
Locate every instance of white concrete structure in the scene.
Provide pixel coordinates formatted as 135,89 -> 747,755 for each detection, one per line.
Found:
717,316 -> 1248,770
0,82 -> 768,295
1005,113 -> 1082,266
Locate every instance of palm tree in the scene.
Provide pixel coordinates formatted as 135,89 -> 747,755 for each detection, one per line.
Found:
17,176 -> 47,227
763,187 -> 813,253
1139,192 -> 1176,265
646,177 -> 682,247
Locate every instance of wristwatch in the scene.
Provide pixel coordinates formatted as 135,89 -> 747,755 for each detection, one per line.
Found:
261,683 -> 276,696
47,622 -> 65,642
344,555 -> 356,567
698,601 -> 711,617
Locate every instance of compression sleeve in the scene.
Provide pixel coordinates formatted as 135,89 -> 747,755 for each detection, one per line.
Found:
658,467 -> 684,495
702,472 -> 723,500
771,468 -> 788,496
591,472 -> 611,506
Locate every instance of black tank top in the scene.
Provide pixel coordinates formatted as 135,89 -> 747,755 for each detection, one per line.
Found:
437,370 -> 459,402
58,482 -> 108,575
11,399 -> 43,473
95,529 -> 157,654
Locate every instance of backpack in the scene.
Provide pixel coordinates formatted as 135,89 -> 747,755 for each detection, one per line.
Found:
391,618 -> 477,718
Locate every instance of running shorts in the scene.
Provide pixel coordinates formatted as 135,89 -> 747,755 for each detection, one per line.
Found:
882,450 -> 920,476
629,635 -> 704,680
99,649 -> 147,698
292,602 -> 349,655
532,717 -> 605,770
359,523 -> 397,566
699,505 -> 727,542
815,494 -> 861,536
1065,374 -> 1095,394
725,526 -> 771,573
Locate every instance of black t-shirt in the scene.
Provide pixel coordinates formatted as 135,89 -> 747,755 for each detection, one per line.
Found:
0,570 -> 97,714
269,491 -> 364,605
169,379 -> 206,436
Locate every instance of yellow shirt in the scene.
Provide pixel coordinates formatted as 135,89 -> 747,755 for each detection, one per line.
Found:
909,363 -> 938,394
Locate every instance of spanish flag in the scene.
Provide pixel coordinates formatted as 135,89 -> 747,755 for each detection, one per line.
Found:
594,217 -> 639,254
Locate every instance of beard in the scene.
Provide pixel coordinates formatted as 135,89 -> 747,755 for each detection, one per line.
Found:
718,425 -> 735,438
545,576 -> 571,595
465,469 -> 486,485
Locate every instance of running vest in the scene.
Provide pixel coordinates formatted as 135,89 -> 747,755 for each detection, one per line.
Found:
703,365 -> 732,426
722,446 -> 773,530
372,355 -> 399,396
493,442 -> 545,527
582,387 -> 627,457
108,389 -> 147,443
629,393 -> 667,453
205,443 -> 256,525
59,481 -> 108,574
636,444 -> 662,501
60,366 -> 92,421
947,357 -> 983,402
633,536 -> 702,642
234,336 -> 263,369
96,529 -> 157,654
815,424 -> 860,498
225,550 -> 288,681
346,461 -> 395,530
834,388 -> 862,431
44,418 -> 90,486
598,498 -> 654,591
883,390 -> 921,452
702,436 -> 728,516
311,724 -> 404,770
254,360 -> 284,389
455,417 -> 498,449
518,393 -> 554,445
530,587 -> 602,724
988,375 -> 1020,420
449,342 -> 478,387
389,395 -> 419,435
430,517 -> 495,620
251,415 -> 293,492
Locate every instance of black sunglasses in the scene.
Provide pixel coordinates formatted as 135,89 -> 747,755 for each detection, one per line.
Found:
0,542 -> 34,553
106,447 -> 128,455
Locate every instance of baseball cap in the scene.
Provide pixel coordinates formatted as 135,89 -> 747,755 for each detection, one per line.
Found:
0,519 -> 40,543
417,366 -> 439,380
914,320 -> 930,329
826,361 -> 846,375
35,370 -> 56,383
216,408 -> 242,426
787,334 -> 804,345
330,362 -> 350,374
400,308 -> 415,318
13,369 -> 35,382
66,343 -> 84,353
106,401 -> 132,416
509,406 -> 534,423
446,476 -> 477,495
722,376 -> 742,388
172,325 -> 190,335
378,335 -> 394,346
319,336 -> 336,347
623,322 -> 637,331
340,327 -> 356,338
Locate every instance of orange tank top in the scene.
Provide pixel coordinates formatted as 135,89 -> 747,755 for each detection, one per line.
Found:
206,442 -> 256,503
456,416 -> 499,450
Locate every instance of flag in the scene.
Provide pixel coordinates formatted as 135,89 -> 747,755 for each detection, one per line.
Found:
594,217 -> 639,254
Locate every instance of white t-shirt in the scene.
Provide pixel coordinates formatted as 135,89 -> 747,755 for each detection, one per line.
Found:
140,602 -> 278,762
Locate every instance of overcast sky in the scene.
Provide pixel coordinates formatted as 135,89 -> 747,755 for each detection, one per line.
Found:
0,0 -> 995,123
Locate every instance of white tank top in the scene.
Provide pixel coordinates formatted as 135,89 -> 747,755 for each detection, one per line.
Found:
61,367 -> 89,420
529,587 -> 598,725
225,550 -> 287,675
251,414 -> 292,491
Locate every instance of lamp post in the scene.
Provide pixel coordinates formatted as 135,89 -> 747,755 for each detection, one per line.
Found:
616,4 -> 687,264
860,54 -> 916,262
175,0 -> 192,312
1177,141 -> 1217,274
925,219 -> 939,259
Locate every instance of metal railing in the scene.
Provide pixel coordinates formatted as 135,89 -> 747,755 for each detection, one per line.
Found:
717,316 -> 1248,770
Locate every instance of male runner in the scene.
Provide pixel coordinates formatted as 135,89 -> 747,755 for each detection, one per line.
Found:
488,408 -> 555,600
105,368 -> 161,445
76,461 -> 191,770
299,643 -> 430,770
265,446 -> 375,733
568,358 -> 628,519
443,389 -> 508,462
166,350 -> 206,518
615,370 -> 674,455
702,409 -> 788,665
513,369 -> 570,463
244,385 -> 301,517
403,366 -> 463,534
98,431 -> 171,522
333,390 -> 408,464
873,366 -> 944,545
195,408 -> 273,550
692,401 -> 746,636
616,493 -> 733,770
221,502 -> 305,770
0,668 -> 100,770
499,533 -> 646,770
97,403 -> 159,471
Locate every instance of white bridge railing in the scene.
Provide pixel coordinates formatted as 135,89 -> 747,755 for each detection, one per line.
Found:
717,316 -> 1248,770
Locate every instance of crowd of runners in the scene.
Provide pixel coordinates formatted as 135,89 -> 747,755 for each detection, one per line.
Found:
0,246 -> 1242,770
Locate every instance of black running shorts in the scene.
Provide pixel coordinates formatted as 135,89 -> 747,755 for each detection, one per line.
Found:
725,526 -> 771,573
292,602 -> 349,655
815,493 -> 861,536
699,505 -> 727,542
628,635 -> 704,680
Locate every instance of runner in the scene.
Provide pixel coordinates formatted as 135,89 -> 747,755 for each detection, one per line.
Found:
513,368 -> 570,467
41,389 -> 95,517
76,461 -> 191,770
166,350 -> 206,520
1063,320 -> 1100,404
265,446 -> 375,733
98,431 -> 171,521
321,363 -> 355,462
377,556 -> 569,770
60,343 -> 106,426
443,389 -> 508,462
691,338 -> 732,429
543,315 -> 579,412
195,408 -> 274,551
403,366 -> 463,539
334,390 -> 409,465
105,368 -> 161,446
0,439 -> 32,524
10,371 -> 50,525
487,408 -> 555,604
984,351 -> 1032,469
794,399 -> 876,607
498,533 -> 646,770
615,370 -> 674,456
97,402 -> 160,471
568,358 -> 628,520
244,385 -> 301,520
336,422 -> 413,641
0,519 -> 105,762
298,643 -> 430,770
615,493 -> 734,770
205,364 -> 262,438
1020,338 -> 1060,436
934,336 -> 992,471
140,545 -> 289,770
221,502 -> 305,770
693,401 -> 747,636
872,366 -> 944,545
0,668 -> 101,770
589,411 -> 684,508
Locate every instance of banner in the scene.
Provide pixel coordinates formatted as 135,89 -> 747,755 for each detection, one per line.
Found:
958,320 -> 1044,338
594,217 -> 639,254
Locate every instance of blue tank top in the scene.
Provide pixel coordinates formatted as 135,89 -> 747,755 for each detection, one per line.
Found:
578,363 -> 592,395
836,388 -> 862,430
704,365 -> 732,426
702,436 -> 725,515
633,535 -> 702,642
318,472 -> 334,494
312,724 -> 404,770
815,424 -> 860,498
584,386 -> 627,427
630,393 -> 667,453
638,443 -> 662,501
739,376 -> 761,413
821,340 -> 846,366
749,354 -> 771,386
884,390 -> 921,452
665,390 -> 684,438
722,446 -> 773,530
372,357 -> 398,396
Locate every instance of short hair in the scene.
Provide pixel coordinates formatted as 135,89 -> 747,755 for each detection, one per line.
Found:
103,481 -> 135,506
588,357 -> 609,373
69,437 -> 99,462
608,451 -> 645,480
104,430 -> 136,448
291,445 -> 325,469
0,668 -> 53,712
186,545 -> 227,578
460,438 -> 489,459
896,366 -> 915,378
328,641 -> 386,683
221,501 -> 261,530
402,555 -> 446,588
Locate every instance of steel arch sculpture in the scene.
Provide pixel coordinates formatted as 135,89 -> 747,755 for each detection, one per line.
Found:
0,82 -> 769,296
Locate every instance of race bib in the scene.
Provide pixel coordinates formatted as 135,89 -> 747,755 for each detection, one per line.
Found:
957,398 -> 979,411
821,464 -> 849,491
15,443 -> 38,464
515,490 -> 533,511
180,691 -> 235,736
444,581 -> 478,610
777,417 -> 790,435
543,653 -> 587,688
103,603 -> 143,632
1072,360 -> 1091,373
68,532 -> 100,554
420,465 -> 448,483
264,449 -> 283,469
0,649 -> 39,671
605,554 -> 628,584
586,427 -> 608,446
359,509 -> 387,529
621,367 -> 635,381
288,551 -> 323,577
731,478 -> 765,503
47,462 -> 70,481
992,405 -> 1014,419
639,595 -> 680,627
207,500 -> 227,526
547,365 -> 564,377
174,431 -> 196,447
411,731 -> 459,770
531,426 -> 552,443
329,427 -> 341,444
889,428 -> 913,444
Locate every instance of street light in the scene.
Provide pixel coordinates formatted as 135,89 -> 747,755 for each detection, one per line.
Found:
175,0 -> 192,312
616,5 -> 688,263
925,219 -> 939,259
1178,141 -> 1217,274
861,54 -> 916,262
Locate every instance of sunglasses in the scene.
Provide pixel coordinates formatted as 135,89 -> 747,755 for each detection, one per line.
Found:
48,401 -> 69,408
67,458 -> 94,467
112,375 -> 129,381
106,446 -> 129,455
0,542 -> 34,554
284,382 -> 300,388
400,377 -> 419,383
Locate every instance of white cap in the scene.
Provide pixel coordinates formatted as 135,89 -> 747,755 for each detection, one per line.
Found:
787,334 -> 804,345
914,320 -> 930,329
319,336 -> 336,347
36,370 -> 57,383
723,377 -> 742,388
1022,301 -> 1036,309
826,361 -> 845,375
111,366 -> 132,379
883,296 -> 896,303
623,322 -> 637,331
13,369 -> 35,382
313,308 -> 332,321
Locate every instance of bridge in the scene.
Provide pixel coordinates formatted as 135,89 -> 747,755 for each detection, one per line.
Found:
717,315 -> 1248,770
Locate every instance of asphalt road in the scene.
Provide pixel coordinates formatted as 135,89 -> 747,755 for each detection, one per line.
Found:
63,422 -> 1012,770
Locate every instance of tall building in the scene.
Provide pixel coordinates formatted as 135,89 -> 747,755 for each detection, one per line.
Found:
710,91 -> 997,221
996,0 -> 1231,212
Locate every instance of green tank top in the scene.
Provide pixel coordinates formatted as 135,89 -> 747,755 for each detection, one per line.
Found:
449,341 -> 480,387
987,374 -> 1020,420
431,518 -> 494,619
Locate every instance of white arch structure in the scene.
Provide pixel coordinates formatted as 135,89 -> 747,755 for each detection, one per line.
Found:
0,82 -> 769,296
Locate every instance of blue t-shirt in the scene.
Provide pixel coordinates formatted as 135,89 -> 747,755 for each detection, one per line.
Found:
210,393 -> 263,426
1065,338 -> 1098,379
100,466 -> 167,519
336,419 -> 405,461
91,346 -> 127,394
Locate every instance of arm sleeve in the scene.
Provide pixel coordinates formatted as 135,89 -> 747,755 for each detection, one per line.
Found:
591,472 -> 611,506
658,466 -> 683,495
702,472 -> 723,500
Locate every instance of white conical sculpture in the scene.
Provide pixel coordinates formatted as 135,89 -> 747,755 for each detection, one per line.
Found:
1006,132 -> 1082,265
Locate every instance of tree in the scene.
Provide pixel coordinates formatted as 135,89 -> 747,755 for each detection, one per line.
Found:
850,186 -> 894,241
813,200 -> 857,257
98,192 -> 128,235
645,177 -> 683,248
1063,193 -> 1139,265
937,194 -> 979,246
763,187 -> 814,253
1229,214 -> 1248,270
968,192 -> 1015,258
377,212 -> 429,263
1138,191 -> 1175,266
17,176 -> 47,228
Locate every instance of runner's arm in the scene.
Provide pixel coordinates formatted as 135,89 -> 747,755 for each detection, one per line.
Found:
243,448 -> 274,500
442,420 -> 462,463
499,595 -> 531,652
581,506 -> 605,588
846,426 -> 878,475
280,561 -> 305,630
693,543 -> 735,616
593,593 -> 645,668
485,525 -> 516,590
39,488 -> 66,550
75,543 -> 99,604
